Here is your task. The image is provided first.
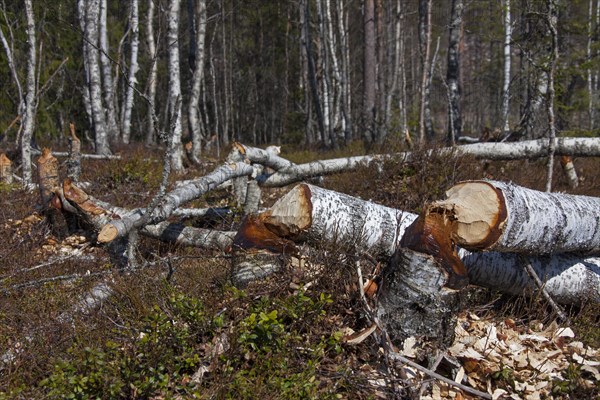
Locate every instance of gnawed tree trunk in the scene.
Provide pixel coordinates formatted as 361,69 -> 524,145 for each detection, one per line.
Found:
238,183 -> 599,304
36,149 -> 60,207
67,123 -> 82,182
260,183 -> 416,258
377,248 -> 461,348
425,180 -> 600,254
0,154 -> 13,184
560,156 -> 578,189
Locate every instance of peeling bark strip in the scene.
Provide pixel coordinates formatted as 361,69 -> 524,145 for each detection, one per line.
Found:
430,180 -> 600,254
260,183 -> 416,258
98,162 -> 255,243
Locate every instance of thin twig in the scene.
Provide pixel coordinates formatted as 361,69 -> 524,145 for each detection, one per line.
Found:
519,255 -> 568,322
3,270 -> 110,293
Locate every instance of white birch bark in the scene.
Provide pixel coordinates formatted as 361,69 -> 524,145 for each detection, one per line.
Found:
20,0 -> 37,186
337,0 -> 352,142
545,0 -> 559,192
121,0 -> 139,144
145,0 -> 158,144
167,0 -> 184,171
317,0 -> 333,147
0,25 -> 24,118
99,0 -> 119,140
85,0 -> 112,155
187,0 -> 207,163
263,183 -> 417,258
429,180 -> 600,254
259,183 -> 600,304
501,0 -> 512,136
255,137 -> 600,187
76,0 -> 93,129
98,162 -> 255,242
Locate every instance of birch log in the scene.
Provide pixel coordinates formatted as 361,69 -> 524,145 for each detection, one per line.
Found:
247,183 -> 600,304
97,162 -> 255,242
427,180 -> 600,254
260,183 -> 416,258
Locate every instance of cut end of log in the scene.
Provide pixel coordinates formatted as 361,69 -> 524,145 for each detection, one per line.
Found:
63,178 -> 109,216
261,184 -> 313,238
0,153 -> 11,167
232,142 -> 246,155
400,213 -> 469,289
232,214 -> 298,254
98,225 -> 118,243
430,181 -> 507,250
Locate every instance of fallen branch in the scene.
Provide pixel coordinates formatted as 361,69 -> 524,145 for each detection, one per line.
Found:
98,162 -> 255,243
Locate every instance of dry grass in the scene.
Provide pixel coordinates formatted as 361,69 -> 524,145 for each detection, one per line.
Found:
0,143 -> 599,398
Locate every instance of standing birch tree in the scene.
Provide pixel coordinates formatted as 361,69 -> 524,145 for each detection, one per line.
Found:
446,0 -> 463,145
145,0 -> 158,145
20,0 -> 37,186
418,0 -> 433,143
99,0 -> 119,140
167,0 -> 184,171
121,0 -> 139,144
84,0 -> 112,155
363,0 -> 377,145
501,0 -> 512,137
187,0 -> 207,164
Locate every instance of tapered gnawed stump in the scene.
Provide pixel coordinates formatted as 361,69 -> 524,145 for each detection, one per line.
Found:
0,153 -> 12,184
376,248 -> 461,349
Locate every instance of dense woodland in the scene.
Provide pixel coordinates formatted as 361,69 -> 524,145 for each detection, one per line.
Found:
2,0 -> 600,399
1,0 -> 600,164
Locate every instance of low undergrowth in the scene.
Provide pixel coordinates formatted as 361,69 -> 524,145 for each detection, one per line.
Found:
1,143 -> 599,399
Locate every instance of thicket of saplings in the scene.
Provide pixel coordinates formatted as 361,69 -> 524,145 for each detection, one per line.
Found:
0,143 -> 599,399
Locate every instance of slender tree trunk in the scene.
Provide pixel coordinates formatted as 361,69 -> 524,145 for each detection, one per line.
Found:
99,0 -> 119,140
167,0 -> 184,171
418,0 -> 433,143
501,0 -> 512,137
0,25 -> 24,120
317,0 -> 333,147
545,0 -> 559,192
446,0 -> 463,144
77,0 -> 94,131
336,0 -> 352,143
363,0 -> 377,144
85,0 -> 112,155
145,0 -> 158,144
21,0 -> 37,186
188,0 -> 207,163
121,0 -> 139,144
303,0 -> 326,144
588,0 -> 595,130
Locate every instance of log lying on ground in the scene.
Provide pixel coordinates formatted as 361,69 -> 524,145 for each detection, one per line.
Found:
98,162 -> 255,243
260,183 -> 416,258
243,183 -> 600,304
427,180 -> 600,254
254,137 -> 600,187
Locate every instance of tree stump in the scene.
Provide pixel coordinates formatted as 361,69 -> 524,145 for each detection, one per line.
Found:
376,247 -> 461,350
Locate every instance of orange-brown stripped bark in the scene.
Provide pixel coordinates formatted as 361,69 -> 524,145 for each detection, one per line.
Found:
400,212 -> 469,289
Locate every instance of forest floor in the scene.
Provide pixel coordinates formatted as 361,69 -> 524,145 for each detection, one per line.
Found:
0,142 -> 599,399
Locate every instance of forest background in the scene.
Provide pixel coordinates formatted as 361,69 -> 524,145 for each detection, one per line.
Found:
1,0 -> 595,167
